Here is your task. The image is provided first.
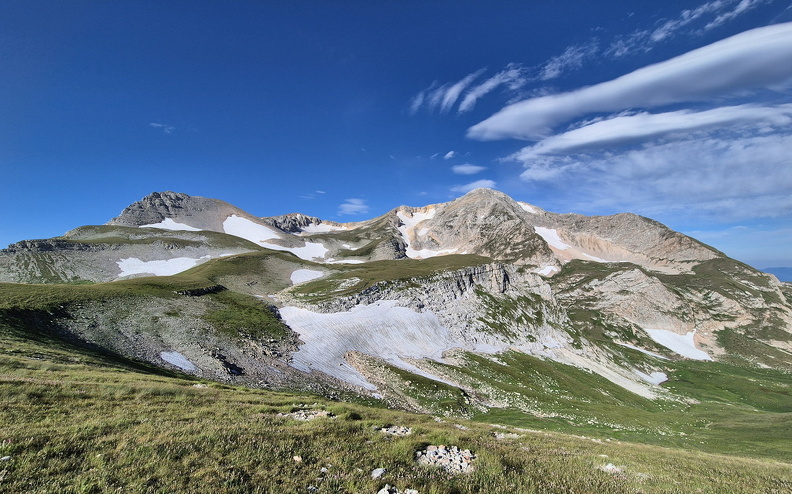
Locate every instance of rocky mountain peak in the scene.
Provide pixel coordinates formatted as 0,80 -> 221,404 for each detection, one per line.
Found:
107,191 -> 244,231
388,188 -> 557,266
266,213 -> 324,233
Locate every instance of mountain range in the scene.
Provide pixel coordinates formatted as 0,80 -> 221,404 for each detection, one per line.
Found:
2,188 -> 790,412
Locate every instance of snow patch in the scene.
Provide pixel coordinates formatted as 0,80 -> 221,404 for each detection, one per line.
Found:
406,246 -> 459,259
634,370 -> 668,385
290,269 -> 325,285
583,253 -> 608,262
536,265 -> 560,276
223,215 -> 280,243
518,202 -> 537,214
265,242 -> 329,261
140,218 -> 201,231
117,256 -> 209,277
222,215 -> 328,260
645,329 -> 712,361
301,222 -> 347,234
325,259 -> 366,264
160,351 -> 197,371
534,227 -> 571,250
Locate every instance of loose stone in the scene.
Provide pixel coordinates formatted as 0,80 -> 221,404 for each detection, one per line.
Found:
415,445 -> 476,474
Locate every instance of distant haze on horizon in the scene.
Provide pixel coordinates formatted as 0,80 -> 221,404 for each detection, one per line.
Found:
1,1 -> 791,270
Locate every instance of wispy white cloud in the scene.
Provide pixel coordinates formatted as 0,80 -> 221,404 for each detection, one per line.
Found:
149,122 -> 175,134
299,190 -> 328,200
443,151 -> 457,160
512,104 -> 792,160
440,69 -> 486,113
539,42 -> 599,81
452,163 -> 487,175
649,0 -> 728,43
468,23 -> 792,141
608,0 -> 769,57
705,0 -> 768,30
458,64 -> 529,113
338,198 -> 369,216
414,3 -> 776,119
518,132 -> 792,222
409,69 -> 486,114
408,85 -> 429,114
450,179 -> 496,194
606,29 -> 651,58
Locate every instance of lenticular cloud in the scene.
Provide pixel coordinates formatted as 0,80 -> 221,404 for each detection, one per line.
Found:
512,104 -> 792,160
468,22 -> 792,141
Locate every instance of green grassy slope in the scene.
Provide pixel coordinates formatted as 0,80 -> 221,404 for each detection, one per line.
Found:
2,252 -> 792,491
2,323 -> 791,493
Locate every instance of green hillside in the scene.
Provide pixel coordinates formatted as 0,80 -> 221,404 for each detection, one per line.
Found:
2,316 -> 791,493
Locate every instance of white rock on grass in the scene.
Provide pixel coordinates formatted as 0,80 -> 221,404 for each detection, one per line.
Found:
277,409 -> 335,421
492,431 -> 521,440
600,463 -> 624,474
415,445 -> 476,474
379,425 -> 412,436
377,485 -> 419,494
371,467 -> 387,479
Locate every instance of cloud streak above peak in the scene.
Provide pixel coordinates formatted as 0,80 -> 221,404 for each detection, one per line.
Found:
410,69 -> 486,114
338,198 -> 369,216
450,179 -> 496,194
512,104 -> 792,161
468,22 -> 792,141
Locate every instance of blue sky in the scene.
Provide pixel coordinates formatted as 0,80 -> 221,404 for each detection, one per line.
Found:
2,1 -> 792,268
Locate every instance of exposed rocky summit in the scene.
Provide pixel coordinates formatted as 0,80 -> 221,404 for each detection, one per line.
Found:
108,191 -> 249,231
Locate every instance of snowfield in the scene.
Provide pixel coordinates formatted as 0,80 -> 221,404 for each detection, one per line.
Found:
222,215 -> 280,243
140,218 -> 201,231
160,351 -> 197,371
222,214 -> 329,261
117,256 -> 210,277
536,265 -> 560,276
534,227 -> 571,250
301,222 -> 347,234
290,269 -> 325,285
635,370 -> 668,385
267,242 -> 329,261
279,299 -> 666,398
280,301 -> 477,389
518,202 -> 537,214
534,226 -> 610,264
645,329 -> 712,360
